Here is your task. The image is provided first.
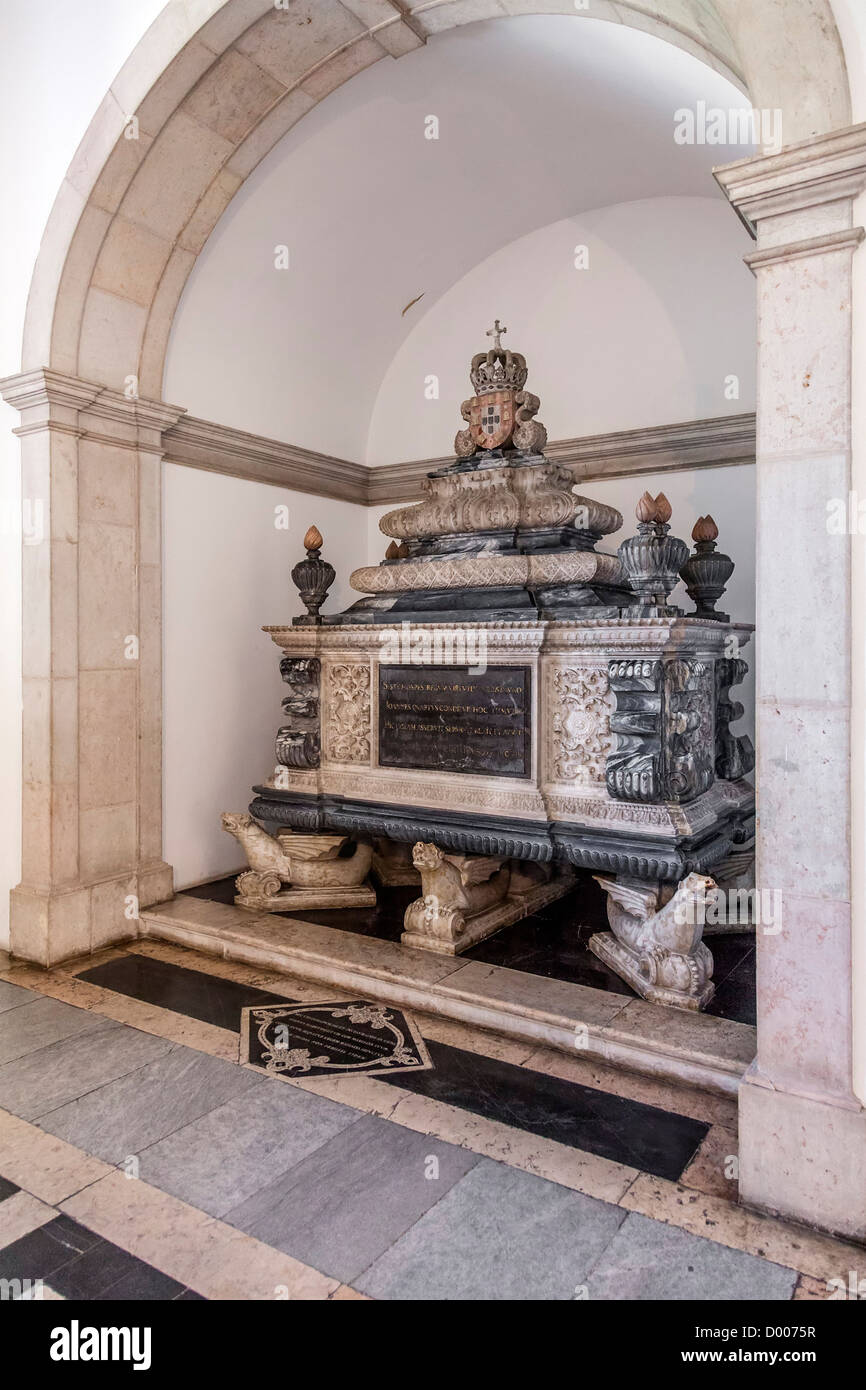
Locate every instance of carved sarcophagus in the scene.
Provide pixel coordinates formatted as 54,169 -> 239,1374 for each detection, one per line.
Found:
243,325 -> 754,1005
252,617 -> 754,884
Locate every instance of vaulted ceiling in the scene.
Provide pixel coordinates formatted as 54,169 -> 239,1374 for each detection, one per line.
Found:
163,14 -> 754,459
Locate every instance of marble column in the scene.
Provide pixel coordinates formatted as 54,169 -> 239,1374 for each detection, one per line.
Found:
717,127 -> 866,1240
0,369 -> 182,965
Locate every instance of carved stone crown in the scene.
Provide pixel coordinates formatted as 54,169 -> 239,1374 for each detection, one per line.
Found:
469,347 -> 528,396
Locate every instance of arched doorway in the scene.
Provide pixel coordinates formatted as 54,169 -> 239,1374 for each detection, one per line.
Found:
3,0 -> 864,1240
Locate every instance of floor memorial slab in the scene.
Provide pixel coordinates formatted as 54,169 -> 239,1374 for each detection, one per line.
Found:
242,999 -> 432,1080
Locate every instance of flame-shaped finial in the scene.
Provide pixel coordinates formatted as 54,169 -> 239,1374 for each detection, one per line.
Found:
692,515 -> 719,544
635,492 -> 672,525
303,525 -> 323,553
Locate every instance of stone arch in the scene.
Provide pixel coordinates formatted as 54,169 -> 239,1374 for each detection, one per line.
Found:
23,0 -> 850,400
7,0 -> 866,1244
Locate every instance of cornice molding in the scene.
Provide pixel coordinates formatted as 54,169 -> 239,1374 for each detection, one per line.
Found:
714,123 -> 866,232
2,374 -> 755,505
163,414 -> 369,504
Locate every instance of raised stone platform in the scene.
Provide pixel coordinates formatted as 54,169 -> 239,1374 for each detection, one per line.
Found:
139,892 -> 756,1096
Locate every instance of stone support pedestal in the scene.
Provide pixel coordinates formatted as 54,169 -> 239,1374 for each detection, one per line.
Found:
590,873 -> 716,1011
717,126 -> 866,1240
402,842 -> 572,955
0,370 -> 181,965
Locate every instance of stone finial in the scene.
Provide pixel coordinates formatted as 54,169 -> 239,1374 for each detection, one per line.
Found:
618,491 -> 688,617
385,541 -> 400,560
636,492 -> 672,525
680,515 -> 734,622
692,514 -> 719,544
291,524 -> 335,624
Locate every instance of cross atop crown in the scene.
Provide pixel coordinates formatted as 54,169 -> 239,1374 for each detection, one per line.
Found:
486,319 -> 507,351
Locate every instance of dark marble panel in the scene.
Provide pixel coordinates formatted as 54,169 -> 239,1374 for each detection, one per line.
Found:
0,1215 -> 193,1300
77,955 -> 290,1031
0,1215 -> 102,1283
0,1174 -> 20,1202
183,877 -> 237,905
706,943 -> 757,1026
383,1040 -> 708,1182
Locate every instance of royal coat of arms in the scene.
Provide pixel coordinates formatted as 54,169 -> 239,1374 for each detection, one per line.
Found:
454,320 -> 547,460
469,390 -> 515,450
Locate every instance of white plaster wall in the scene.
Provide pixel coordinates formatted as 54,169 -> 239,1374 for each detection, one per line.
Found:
0,0 -> 165,950
367,197 -> 756,465
162,464 -> 369,889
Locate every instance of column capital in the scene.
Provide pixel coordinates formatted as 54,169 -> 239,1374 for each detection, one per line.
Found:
0,367 -> 185,442
714,122 -> 866,234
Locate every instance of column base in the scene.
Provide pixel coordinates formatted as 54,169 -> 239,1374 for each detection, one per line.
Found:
738,1065 -> 866,1242
9,860 -> 174,967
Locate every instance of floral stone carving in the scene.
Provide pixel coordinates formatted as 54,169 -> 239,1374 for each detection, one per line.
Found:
324,662 -> 371,764
550,665 -> 614,783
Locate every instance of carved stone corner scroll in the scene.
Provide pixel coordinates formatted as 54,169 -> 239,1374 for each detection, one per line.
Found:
276,656 -> 321,770
715,657 -> 755,780
605,656 -> 717,804
324,661 -> 372,765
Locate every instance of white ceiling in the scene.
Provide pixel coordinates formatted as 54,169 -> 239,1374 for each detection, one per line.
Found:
165,13 -> 754,460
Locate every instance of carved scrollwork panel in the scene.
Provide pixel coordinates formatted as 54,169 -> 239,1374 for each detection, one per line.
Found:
324,662 -> 371,765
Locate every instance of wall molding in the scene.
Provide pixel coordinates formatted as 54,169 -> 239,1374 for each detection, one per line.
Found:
163,414 -> 370,504
163,411 -> 757,507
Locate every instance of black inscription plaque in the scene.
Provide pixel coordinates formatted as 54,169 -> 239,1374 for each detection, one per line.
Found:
378,664 -> 531,777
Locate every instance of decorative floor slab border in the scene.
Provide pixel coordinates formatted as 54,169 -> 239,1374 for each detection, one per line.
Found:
140,895 -> 756,1097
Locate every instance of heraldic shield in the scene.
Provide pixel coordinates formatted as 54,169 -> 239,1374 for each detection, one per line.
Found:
469,390 -> 515,450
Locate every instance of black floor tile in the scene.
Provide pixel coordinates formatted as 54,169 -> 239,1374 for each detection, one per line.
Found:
706,948 -> 757,1025
91,1262 -> 189,1301
77,954 -> 289,1031
0,1175 -> 21,1202
0,1216 -> 99,1284
466,914 -> 634,995
379,1039 -> 709,1181
76,954 -> 708,1181
289,885 -> 418,940
183,877 -> 237,905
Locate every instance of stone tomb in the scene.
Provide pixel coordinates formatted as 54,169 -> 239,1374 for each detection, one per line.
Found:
225,325 -> 754,1010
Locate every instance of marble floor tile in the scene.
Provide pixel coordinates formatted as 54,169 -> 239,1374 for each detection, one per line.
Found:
0,980 -> 41,1014
0,997 -> 121,1067
37,1046 -> 265,1162
385,1089 -> 638,1203
0,1024 -> 174,1122
586,1211 -> 797,1300
138,1079 -> 362,1217
619,1173 -> 866,1283
78,953 -> 289,1030
5,968 -> 240,1061
679,1125 -> 739,1200
357,1157 -> 626,1300
0,1190 -> 58,1247
0,1108 -> 114,1205
62,1170 -> 338,1300
387,1039 -> 709,1181
226,1112 -> 479,1284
